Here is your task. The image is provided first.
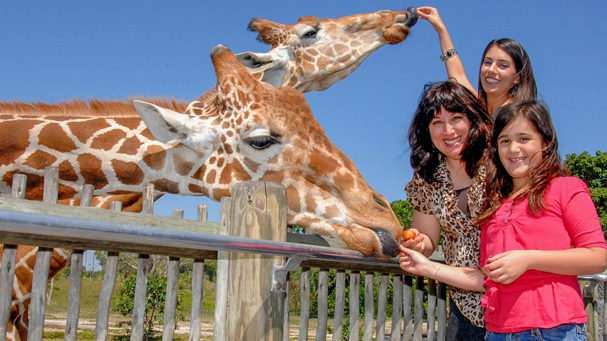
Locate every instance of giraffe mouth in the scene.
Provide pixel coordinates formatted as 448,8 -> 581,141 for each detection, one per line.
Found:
373,228 -> 400,258
403,7 -> 418,28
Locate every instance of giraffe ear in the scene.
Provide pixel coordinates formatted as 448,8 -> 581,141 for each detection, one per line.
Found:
133,100 -> 220,153
133,100 -> 191,145
235,50 -> 289,89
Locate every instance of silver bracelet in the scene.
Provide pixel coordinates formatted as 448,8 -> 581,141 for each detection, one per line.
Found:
440,48 -> 458,62
432,264 -> 441,279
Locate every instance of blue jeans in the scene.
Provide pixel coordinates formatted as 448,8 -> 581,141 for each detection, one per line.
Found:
485,323 -> 587,341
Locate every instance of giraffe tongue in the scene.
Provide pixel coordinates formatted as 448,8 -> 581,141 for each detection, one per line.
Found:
373,228 -> 400,258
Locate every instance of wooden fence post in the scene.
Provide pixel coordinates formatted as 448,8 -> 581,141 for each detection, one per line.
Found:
214,181 -> 287,340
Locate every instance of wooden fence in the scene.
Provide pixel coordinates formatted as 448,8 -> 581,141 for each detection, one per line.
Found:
0,166 -> 604,340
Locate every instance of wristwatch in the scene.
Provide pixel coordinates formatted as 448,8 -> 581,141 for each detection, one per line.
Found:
440,48 -> 458,62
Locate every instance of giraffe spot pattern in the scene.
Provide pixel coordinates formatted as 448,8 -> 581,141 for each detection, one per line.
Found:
39,123 -> 77,152
24,150 -> 57,170
0,120 -> 40,166
77,153 -> 108,190
58,160 -> 79,181
172,154 -> 195,176
111,160 -> 145,185
150,179 -> 180,194
91,129 -> 127,151
68,119 -> 111,144
117,136 -> 143,155
142,145 -> 167,171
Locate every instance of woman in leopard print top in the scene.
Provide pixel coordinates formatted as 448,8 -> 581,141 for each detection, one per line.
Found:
401,80 -> 492,339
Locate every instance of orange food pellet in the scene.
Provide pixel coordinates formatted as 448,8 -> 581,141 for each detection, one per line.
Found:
402,230 -> 418,241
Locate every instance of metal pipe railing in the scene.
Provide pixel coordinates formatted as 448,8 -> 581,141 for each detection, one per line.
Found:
0,208 -> 400,269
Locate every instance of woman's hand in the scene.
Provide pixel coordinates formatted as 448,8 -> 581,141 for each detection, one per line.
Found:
400,228 -> 426,254
483,250 -> 530,285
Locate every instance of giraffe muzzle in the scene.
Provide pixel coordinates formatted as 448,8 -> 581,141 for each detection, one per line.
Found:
404,7 -> 418,28
373,228 -> 400,258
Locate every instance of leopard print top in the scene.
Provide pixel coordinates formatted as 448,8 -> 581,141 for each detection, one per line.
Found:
405,159 -> 487,327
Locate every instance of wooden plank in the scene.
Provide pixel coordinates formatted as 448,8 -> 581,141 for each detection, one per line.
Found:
0,197 -> 220,236
403,275 -> 413,341
413,276 -> 424,341
363,272 -> 374,341
349,271 -> 360,341
29,167 -> 59,340
390,274 -> 403,339
131,185 -> 155,341
315,269 -> 329,341
96,200 -> 122,341
95,251 -> 119,341
65,184 -> 93,341
0,245 -> 17,340
298,267 -> 310,340
223,181 -> 287,340
162,256 -> 180,340
375,273 -> 389,340
437,281 -> 447,341
333,269 -> 346,340
130,254 -> 150,341
64,249 -> 84,341
162,209 -> 183,340
213,197 -> 231,341
427,279 -> 437,341
0,174 -> 26,340
189,205 -> 207,341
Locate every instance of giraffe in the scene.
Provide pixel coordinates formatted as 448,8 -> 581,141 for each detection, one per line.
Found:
1,44 -> 404,340
52,6 -> 418,213
0,7 -> 417,339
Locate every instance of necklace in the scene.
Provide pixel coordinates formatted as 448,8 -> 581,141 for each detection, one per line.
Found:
504,198 -> 517,223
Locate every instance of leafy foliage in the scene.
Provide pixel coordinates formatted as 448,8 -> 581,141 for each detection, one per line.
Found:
112,274 -> 184,338
390,199 -> 413,228
566,151 -> 607,235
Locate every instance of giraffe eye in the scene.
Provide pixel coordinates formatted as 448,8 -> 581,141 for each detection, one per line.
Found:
302,29 -> 318,39
246,136 -> 278,150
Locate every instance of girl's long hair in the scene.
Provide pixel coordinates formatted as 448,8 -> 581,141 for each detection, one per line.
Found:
478,38 -> 537,108
408,80 -> 492,183
476,100 -> 569,224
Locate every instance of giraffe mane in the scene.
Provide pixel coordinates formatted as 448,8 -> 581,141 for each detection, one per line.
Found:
0,97 -> 191,118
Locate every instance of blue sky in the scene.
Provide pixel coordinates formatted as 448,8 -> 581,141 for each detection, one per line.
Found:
2,1 -> 606,222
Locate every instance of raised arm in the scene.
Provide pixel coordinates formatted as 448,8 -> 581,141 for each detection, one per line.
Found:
417,6 -> 477,96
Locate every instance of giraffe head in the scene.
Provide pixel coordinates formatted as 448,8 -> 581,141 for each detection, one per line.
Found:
134,45 -> 402,257
236,7 -> 418,92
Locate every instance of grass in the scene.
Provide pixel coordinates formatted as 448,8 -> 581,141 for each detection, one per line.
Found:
43,273 -> 218,340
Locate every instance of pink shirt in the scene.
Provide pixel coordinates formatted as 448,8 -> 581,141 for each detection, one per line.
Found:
480,177 -> 606,333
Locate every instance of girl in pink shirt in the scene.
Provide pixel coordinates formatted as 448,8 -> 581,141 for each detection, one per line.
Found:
399,101 -> 607,339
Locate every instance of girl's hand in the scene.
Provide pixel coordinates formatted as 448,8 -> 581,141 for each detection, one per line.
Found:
398,244 -> 435,277
483,250 -> 530,285
400,228 -> 426,254
416,7 -> 445,30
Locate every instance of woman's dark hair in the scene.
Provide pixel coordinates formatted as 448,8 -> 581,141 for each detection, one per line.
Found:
478,38 -> 537,108
409,80 -> 493,183
476,100 -> 569,224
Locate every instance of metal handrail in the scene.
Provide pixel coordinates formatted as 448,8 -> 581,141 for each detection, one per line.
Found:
0,208 -> 400,269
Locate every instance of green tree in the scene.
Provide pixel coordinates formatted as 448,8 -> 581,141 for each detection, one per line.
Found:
566,151 -> 607,235
112,274 -> 183,338
390,199 -> 413,228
